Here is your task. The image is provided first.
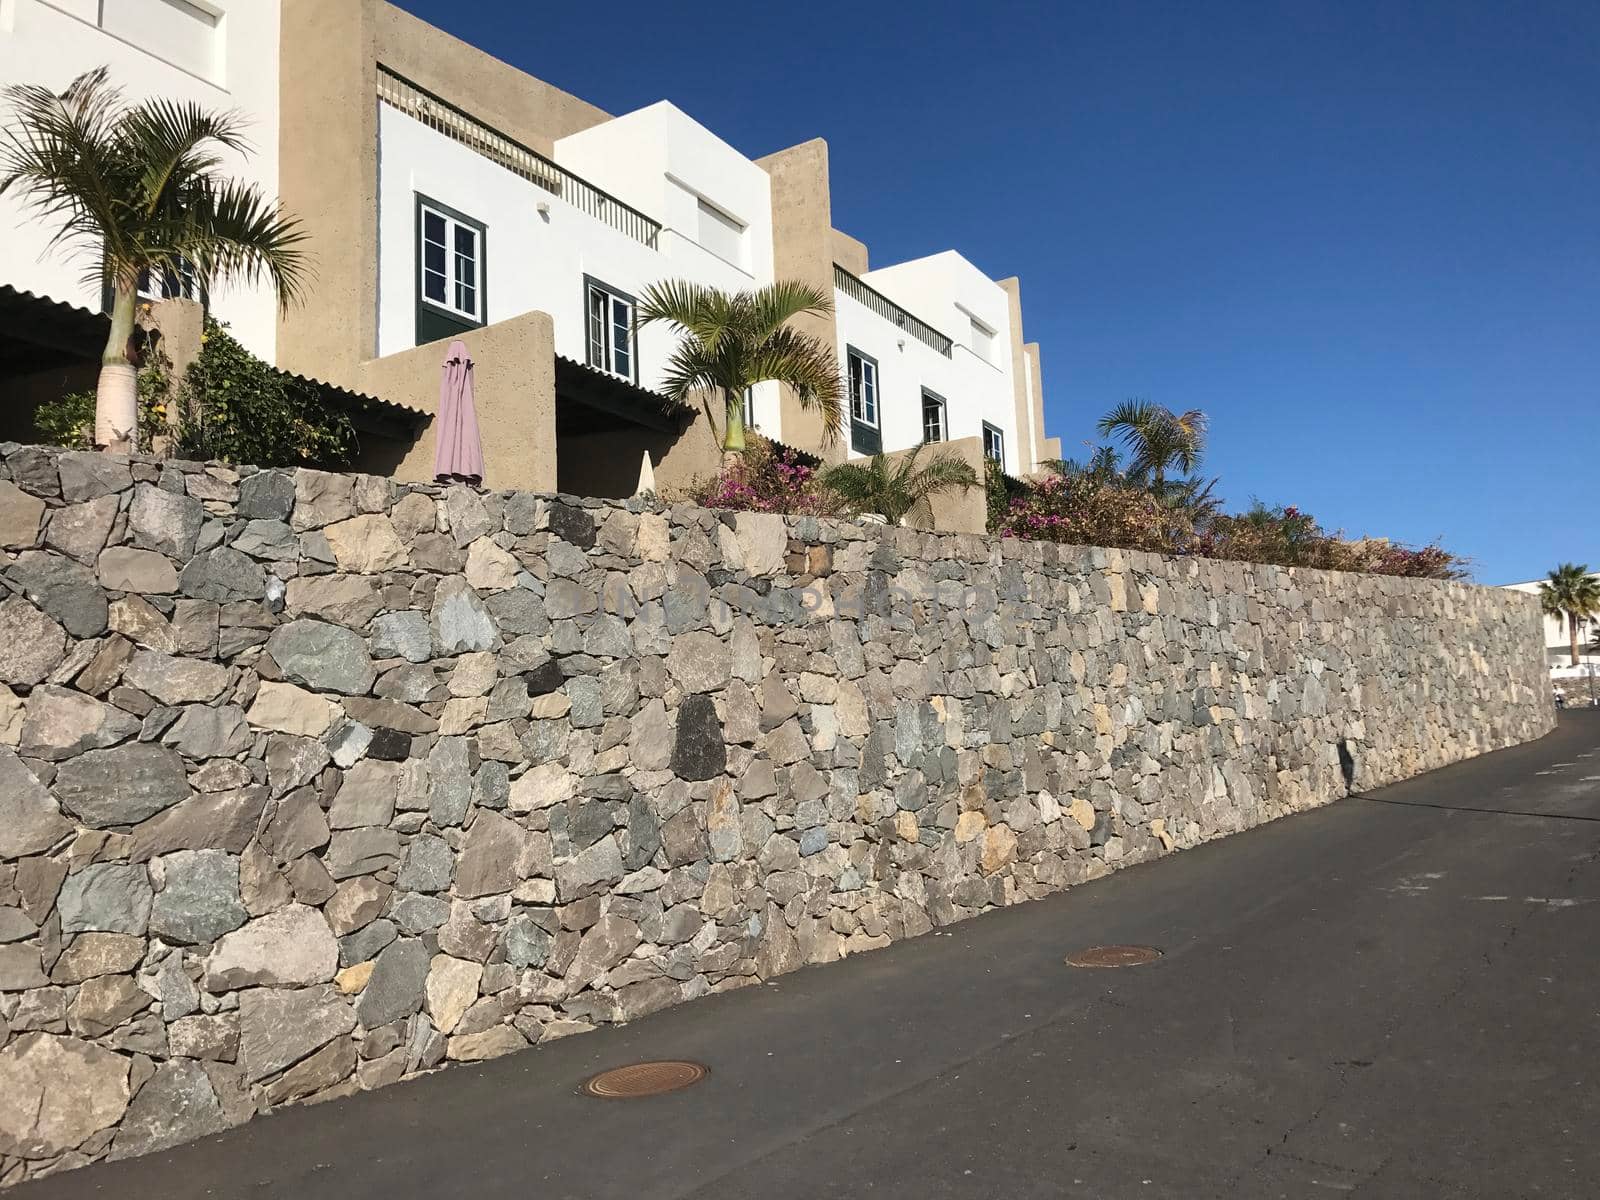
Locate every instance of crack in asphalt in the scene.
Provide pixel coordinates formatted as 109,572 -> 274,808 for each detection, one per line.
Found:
1356,795 -> 1600,823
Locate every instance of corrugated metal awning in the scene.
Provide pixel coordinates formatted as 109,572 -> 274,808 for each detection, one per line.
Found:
0,285 -> 109,368
0,285 -> 428,433
555,355 -> 695,435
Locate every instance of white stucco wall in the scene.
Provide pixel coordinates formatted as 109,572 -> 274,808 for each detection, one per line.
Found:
554,102 -> 775,287
834,251 -> 1022,471
377,102 -> 782,429
0,0 -> 281,360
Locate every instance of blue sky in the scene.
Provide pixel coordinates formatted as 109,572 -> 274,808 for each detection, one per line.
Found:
394,0 -> 1597,584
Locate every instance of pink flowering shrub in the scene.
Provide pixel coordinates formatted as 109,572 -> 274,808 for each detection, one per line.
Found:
996,472 -> 1188,555
996,483 -> 1466,581
674,435 -> 842,517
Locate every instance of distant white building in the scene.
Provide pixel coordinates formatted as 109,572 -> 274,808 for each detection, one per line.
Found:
1501,573 -> 1600,667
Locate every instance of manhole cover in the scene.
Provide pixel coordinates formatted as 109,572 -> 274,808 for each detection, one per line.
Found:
582,1060 -> 709,1098
1065,945 -> 1163,968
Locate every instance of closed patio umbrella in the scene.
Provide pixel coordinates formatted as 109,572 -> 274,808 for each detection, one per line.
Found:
434,339 -> 484,484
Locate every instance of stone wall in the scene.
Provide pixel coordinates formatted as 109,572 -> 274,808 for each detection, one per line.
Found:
0,444 -> 1552,1185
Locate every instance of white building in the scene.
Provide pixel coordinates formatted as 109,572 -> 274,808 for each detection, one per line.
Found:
1501,573 -> 1600,667
373,81 -> 785,469
1,0 -> 1060,523
0,0 -> 280,361
368,65 -> 1053,494
836,251 -> 1036,474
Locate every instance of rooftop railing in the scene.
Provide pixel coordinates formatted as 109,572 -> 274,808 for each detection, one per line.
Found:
833,265 -> 953,357
377,67 -> 661,250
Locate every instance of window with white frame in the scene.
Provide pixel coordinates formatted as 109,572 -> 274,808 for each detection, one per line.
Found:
741,386 -> 756,431
921,390 -> 947,444
847,348 -> 881,455
697,198 -> 746,267
585,278 -> 636,381
969,314 -> 996,363
982,421 -> 1005,466
847,348 -> 878,428
418,198 -> 484,324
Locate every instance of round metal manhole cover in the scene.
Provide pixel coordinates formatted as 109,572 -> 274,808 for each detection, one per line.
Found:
582,1060 -> 709,1099
1065,944 -> 1163,969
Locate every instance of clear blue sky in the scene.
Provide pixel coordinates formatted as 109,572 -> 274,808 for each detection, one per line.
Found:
395,0 -> 1596,584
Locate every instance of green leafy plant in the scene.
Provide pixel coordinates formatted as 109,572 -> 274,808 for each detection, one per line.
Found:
0,66 -> 307,451
1539,563 -> 1600,665
985,458 -> 1031,533
821,443 -> 980,525
1096,399 -> 1207,497
171,318 -> 355,468
34,327 -> 169,450
32,388 -> 95,450
637,280 -> 843,468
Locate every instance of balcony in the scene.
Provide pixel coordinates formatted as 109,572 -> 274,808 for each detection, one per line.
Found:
377,68 -> 661,249
833,265 -> 953,357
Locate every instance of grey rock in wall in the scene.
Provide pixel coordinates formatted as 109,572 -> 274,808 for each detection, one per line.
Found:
0,444 -> 1552,1187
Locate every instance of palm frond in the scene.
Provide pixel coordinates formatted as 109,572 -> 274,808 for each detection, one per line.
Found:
743,325 -> 842,445
820,443 -> 977,524
172,178 -> 310,307
637,279 -> 725,333
653,342 -> 722,406
1096,398 -> 1206,486
741,280 -> 832,338
817,460 -> 884,507
0,68 -> 129,269
119,96 -> 252,216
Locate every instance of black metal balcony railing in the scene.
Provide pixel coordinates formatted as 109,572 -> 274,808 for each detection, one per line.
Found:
833,265 -> 953,357
377,67 -> 661,250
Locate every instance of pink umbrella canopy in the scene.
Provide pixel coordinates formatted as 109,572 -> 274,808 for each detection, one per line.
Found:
434,339 -> 485,484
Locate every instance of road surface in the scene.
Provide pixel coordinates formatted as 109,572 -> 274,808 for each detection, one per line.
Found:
26,712 -> 1600,1199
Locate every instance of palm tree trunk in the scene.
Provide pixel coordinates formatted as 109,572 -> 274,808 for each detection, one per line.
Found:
96,279 -> 139,452
1572,614 -> 1581,667
721,386 -> 745,472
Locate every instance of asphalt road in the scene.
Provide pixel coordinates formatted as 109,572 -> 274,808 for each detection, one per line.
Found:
28,711 -> 1600,1200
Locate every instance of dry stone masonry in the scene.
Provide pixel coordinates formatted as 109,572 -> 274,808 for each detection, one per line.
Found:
0,444 -> 1552,1184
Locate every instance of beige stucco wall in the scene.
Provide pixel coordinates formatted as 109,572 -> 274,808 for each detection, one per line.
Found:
277,0 -> 377,384
756,139 -> 845,464
275,0 -> 608,493
1024,342 -> 1060,467
647,406 -> 724,493
373,3 -> 610,158
996,277 -> 1038,476
883,434 -> 989,534
358,310 -> 557,491
278,0 -> 612,384
830,228 -> 869,275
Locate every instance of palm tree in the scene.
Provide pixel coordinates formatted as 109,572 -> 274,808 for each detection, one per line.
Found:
0,67 -> 308,451
637,280 -> 843,470
1539,563 -> 1600,666
1045,444 -> 1126,486
1095,400 -> 1207,497
821,443 -> 980,526
1162,474 -> 1224,522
